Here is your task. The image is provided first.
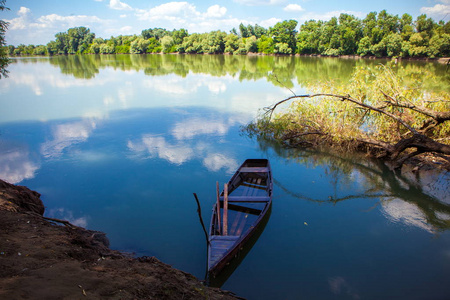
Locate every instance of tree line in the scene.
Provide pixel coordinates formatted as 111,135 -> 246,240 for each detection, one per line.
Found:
6,10 -> 450,58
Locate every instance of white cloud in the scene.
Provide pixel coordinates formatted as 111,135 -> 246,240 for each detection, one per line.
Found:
284,4 -> 304,12
135,2 -> 241,33
205,5 -> 227,18
7,6 -> 31,30
119,25 -> 133,34
420,3 -> 450,16
137,2 -> 200,19
298,10 -> 365,22
36,14 -> 105,29
233,0 -> 286,6
18,6 -> 31,16
109,0 -> 133,11
5,7 -> 110,45
259,17 -> 282,28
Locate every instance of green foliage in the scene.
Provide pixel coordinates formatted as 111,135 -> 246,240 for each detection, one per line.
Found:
224,34 -> 239,53
0,0 -> 9,78
141,28 -> 169,40
203,31 -> 226,54
269,20 -> 298,54
296,10 -> 449,58
248,65 -> 450,149
257,35 -> 274,54
161,36 -> 175,53
130,37 -> 150,54
6,10 -> 449,58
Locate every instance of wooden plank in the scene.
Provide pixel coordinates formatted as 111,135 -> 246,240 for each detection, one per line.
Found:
221,196 -> 270,202
223,183 -> 228,236
249,178 -> 262,197
235,214 -> 249,236
230,210 -> 242,236
227,203 -> 262,215
240,167 -> 269,173
216,181 -> 221,235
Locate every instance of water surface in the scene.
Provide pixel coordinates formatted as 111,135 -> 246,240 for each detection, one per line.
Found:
1,55 -> 449,299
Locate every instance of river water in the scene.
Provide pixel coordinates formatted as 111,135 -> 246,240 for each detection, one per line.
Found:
1,55 -> 449,299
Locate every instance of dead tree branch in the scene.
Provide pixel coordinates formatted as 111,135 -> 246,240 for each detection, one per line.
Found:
262,93 -> 450,168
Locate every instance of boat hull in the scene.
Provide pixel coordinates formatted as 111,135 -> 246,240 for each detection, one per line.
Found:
208,159 -> 272,277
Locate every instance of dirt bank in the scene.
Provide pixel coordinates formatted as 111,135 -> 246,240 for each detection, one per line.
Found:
0,180 -> 239,300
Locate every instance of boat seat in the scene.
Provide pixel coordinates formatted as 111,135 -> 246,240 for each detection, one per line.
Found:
239,167 -> 269,173
220,196 -> 270,202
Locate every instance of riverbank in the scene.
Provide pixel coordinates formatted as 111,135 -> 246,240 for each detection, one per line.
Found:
0,179 -> 239,300
9,52 -> 450,64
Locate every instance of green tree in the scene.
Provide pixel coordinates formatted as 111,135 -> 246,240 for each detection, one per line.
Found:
141,28 -> 169,40
202,31 -> 226,54
67,27 -> 94,54
33,45 -> 47,55
385,33 -> 403,57
239,23 -> 250,38
257,35 -> 274,54
224,33 -> 239,53
269,20 -> 298,54
337,14 -> 363,54
245,36 -> 258,53
172,28 -> 188,45
415,14 -> 435,38
147,37 -> 161,53
296,20 -> 322,54
427,33 -> 450,57
130,37 -> 151,54
254,24 -> 268,38
400,13 -> 414,40
181,33 -> 204,54
357,36 -> 372,56
0,0 -> 9,78
407,33 -> 428,57
161,35 -> 175,53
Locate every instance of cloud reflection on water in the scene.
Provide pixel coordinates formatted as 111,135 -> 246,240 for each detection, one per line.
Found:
41,119 -> 98,159
127,115 -> 239,173
47,207 -> 88,228
381,199 -> 435,233
127,135 -> 195,165
0,143 -> 40,184
171,117 -> 230,140
143,74 -> 229,95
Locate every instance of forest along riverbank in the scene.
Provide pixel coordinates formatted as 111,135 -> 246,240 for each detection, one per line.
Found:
0,179 -> 239,300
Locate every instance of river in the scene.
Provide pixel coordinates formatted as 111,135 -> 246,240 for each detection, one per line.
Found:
1,54 -> 449,299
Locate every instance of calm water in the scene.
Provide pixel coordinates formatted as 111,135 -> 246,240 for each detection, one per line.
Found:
1,55 -> 450,299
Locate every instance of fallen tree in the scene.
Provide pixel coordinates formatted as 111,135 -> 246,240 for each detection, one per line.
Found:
246,65 -> 450,169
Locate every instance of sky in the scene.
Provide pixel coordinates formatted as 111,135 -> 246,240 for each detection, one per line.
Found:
2,0 -> 450,46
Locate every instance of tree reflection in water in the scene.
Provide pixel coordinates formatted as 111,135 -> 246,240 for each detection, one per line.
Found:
256,136 -> 450,233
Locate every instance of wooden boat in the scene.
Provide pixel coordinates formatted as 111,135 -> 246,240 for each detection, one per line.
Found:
208,159 -> 273,277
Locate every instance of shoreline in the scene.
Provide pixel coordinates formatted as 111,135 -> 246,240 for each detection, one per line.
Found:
8,53 -> 450,64
0,179 -> 238,300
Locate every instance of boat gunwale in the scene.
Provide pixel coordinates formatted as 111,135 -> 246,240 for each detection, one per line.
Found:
207,159 -> 273,276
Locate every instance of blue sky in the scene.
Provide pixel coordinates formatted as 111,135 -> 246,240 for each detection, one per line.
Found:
3,0 -> 450,46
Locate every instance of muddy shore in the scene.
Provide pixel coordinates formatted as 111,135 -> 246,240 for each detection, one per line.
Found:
0,179 -> 239,300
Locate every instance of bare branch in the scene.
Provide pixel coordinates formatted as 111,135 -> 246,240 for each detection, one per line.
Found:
267,93 -> 419,134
